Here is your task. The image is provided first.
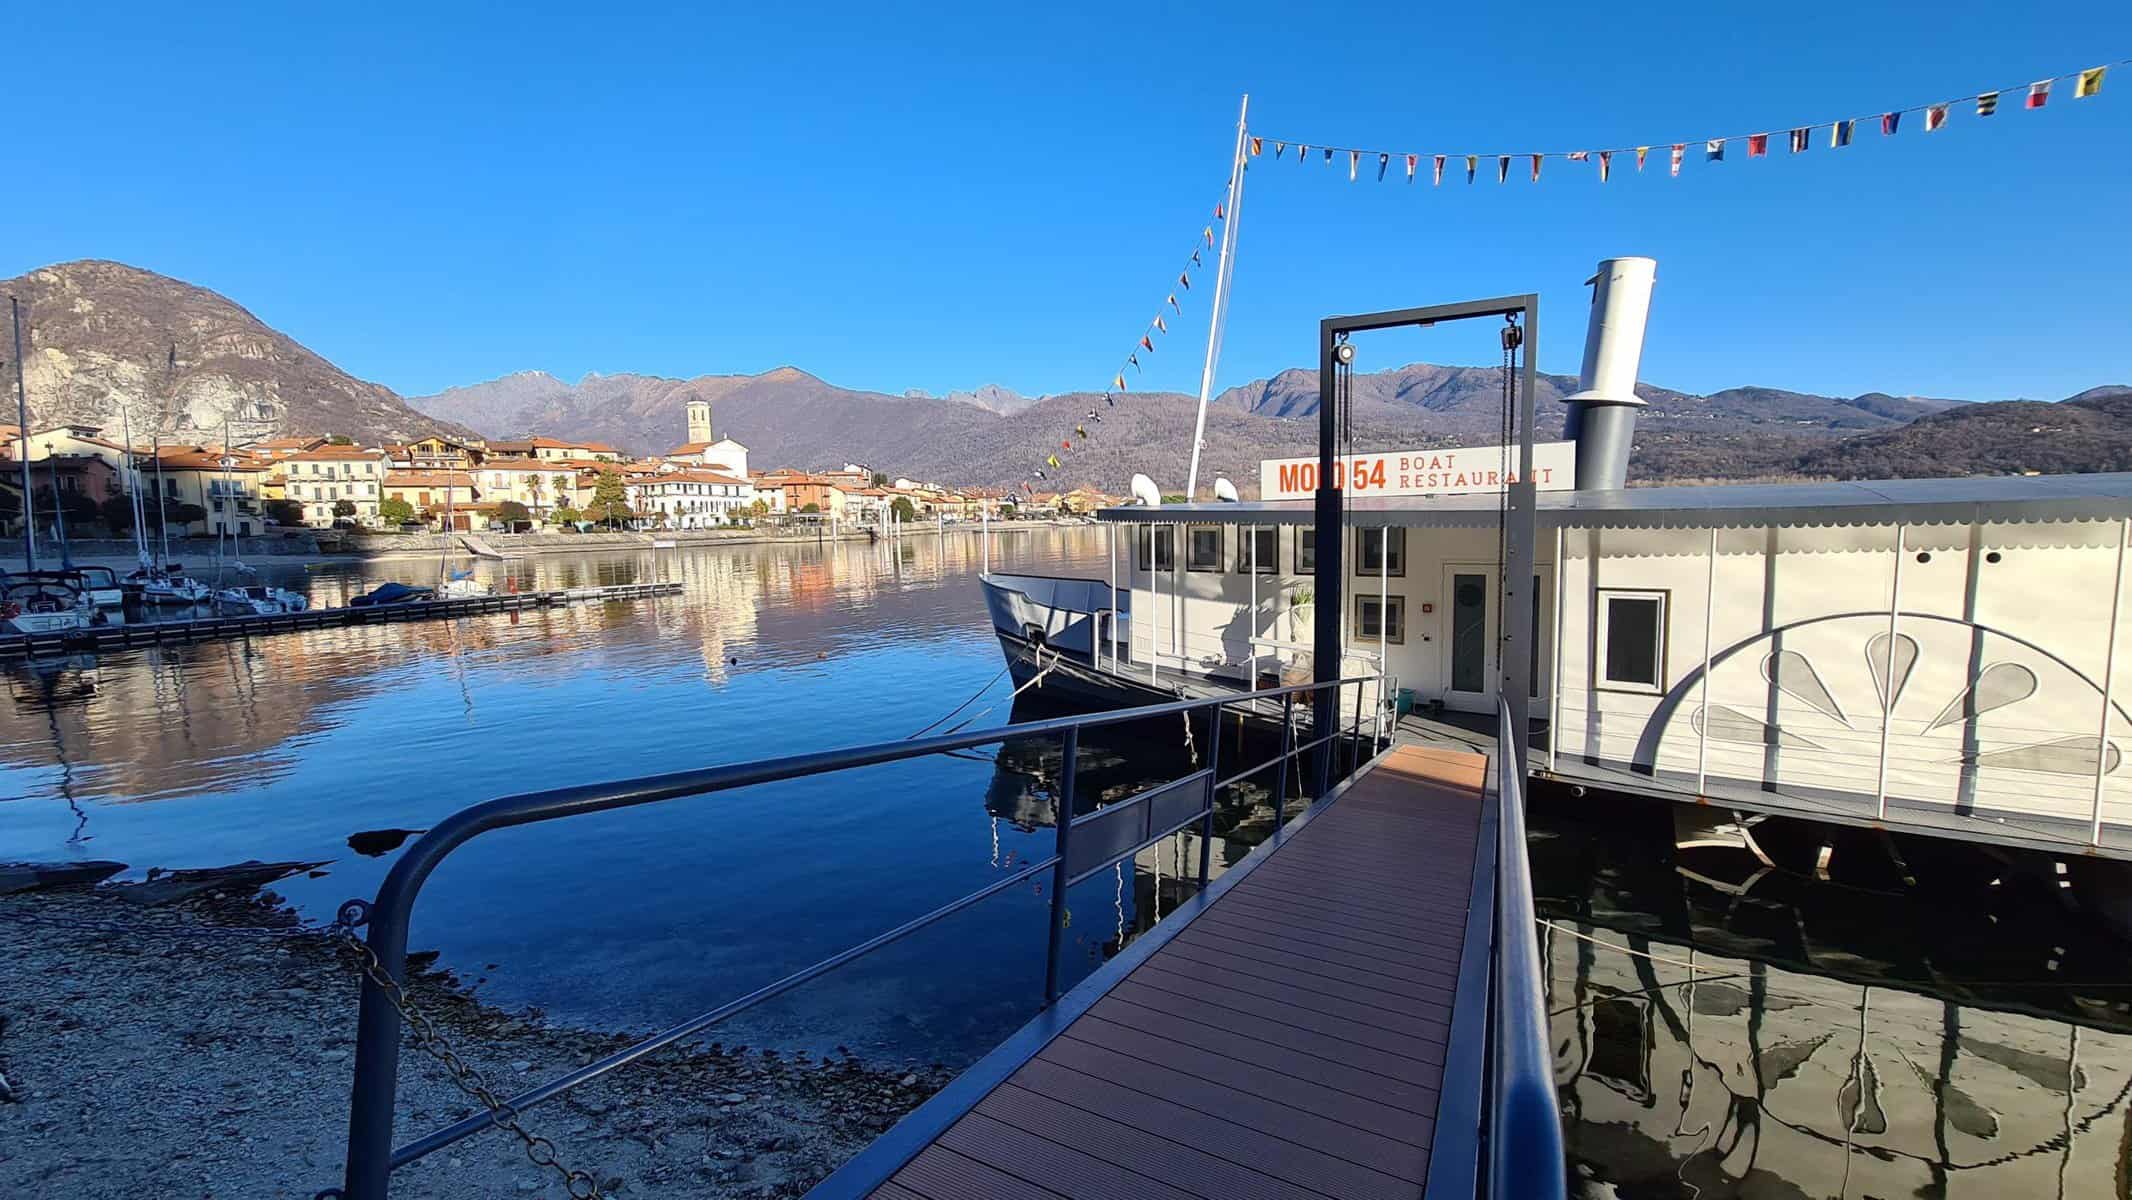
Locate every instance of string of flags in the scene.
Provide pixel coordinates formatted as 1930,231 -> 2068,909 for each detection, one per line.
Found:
1252,62 -> 2119,188
1022,188 -> 1232,493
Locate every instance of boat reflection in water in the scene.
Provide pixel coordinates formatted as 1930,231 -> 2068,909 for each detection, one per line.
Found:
1536,788 -> 2132,1198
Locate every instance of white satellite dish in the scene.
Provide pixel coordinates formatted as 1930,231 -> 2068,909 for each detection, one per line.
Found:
1129,474 -> 1162,507
1213,477 -> 1240,503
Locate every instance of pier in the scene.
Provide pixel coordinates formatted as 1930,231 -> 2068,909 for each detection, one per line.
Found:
1,581 -> 682,658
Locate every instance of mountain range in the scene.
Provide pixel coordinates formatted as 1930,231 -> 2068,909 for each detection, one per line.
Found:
6,259 -> 2128,493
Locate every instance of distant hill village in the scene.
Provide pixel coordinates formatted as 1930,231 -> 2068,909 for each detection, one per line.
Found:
2,399 -> 1120,540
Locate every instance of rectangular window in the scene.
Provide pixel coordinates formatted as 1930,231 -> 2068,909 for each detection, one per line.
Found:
1185,524 -> 1223,572
1296,527 -> 1316,573
1355,594 -> 1405,644
1598,589 -> 1668,693
1356,527 -> 1406,577
1136,526 -> 1174,572
1236,527 -> 1277,574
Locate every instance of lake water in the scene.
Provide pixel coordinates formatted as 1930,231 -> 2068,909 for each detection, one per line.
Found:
6,526 -> 2130,1195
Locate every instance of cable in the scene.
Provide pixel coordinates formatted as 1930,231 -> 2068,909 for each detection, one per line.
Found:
903,663 -> 1010,740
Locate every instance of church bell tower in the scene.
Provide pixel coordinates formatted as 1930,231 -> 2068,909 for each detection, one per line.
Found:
686,399 -> 713,445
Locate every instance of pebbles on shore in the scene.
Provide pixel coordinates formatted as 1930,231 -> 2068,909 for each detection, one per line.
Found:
0,886 -> 952,1198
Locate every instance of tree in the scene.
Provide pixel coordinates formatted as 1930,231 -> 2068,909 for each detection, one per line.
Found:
327,434 -> 354,446
379,496 -> 416,525
799,502 -> 820,514
495,500 -> 531,531
870,471 -> 889,487
550,505 -> 582,528
263,498 -> 304,527
889,496 -> 916,523
99,494 -> 137,534
163,501 -> 207,532
584,472 -> 632,528
749,498 -> 769,519
331,499 -> 358,521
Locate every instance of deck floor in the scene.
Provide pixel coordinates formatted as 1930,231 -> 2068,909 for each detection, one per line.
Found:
871,745 -> 1487,1200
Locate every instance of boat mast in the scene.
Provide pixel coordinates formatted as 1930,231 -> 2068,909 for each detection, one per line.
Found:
155,345 -> 174,569
1184,93 -> 1250,502
121,404 -> 149,569
11,295 -> 34,570
215,415 -> 232,590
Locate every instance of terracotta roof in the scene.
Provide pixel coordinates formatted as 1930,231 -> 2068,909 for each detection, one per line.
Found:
287,444 -> 387,462
478,457 -> 577,471
385,470 -> 478,488
147,447 -> 271,472
642,470 -> 750,487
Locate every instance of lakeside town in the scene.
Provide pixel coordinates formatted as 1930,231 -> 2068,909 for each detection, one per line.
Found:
4,398 -> 1116,550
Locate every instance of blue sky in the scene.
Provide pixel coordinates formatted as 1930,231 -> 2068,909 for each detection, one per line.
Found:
8,2 -> 2129,404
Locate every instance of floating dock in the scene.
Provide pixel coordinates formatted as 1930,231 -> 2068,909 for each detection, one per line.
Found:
0,581 -> 682,658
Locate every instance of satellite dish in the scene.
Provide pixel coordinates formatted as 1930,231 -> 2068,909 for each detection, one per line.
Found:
1213,477 -> 1240,503
1129,474 -> 1162,507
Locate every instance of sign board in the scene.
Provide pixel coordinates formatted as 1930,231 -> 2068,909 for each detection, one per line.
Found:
1258,441 -> 1576,500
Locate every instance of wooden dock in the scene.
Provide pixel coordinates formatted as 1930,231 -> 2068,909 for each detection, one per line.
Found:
0,581 -> 683,658
821,743 -> 1491,1200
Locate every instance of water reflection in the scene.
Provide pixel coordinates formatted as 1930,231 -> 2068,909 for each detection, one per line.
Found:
1536,790 -> 2132,1197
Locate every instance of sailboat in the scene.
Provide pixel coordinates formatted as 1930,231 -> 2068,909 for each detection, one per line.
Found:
5,299 -> 95,637
205,423 -> 307,616
123,356 -> 211,606
434,465 -> 490,600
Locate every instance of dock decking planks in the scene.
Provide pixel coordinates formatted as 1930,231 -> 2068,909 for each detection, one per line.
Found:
870,743 -> 1487,1200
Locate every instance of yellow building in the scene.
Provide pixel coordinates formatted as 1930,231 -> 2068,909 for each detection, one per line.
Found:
282,445 -> 391,528
140,447 -> 273,536
383,470 -> 480,530
475,458 -> 580,522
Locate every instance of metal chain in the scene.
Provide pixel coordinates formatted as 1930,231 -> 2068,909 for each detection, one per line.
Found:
1182,708 -> 1199,766
334,919 -> 606,1199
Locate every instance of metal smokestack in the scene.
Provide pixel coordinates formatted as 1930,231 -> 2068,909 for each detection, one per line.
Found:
1562,256 -> 1656,491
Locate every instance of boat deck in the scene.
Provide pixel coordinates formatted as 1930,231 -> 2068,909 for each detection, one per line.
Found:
826,743 -> 1489,1200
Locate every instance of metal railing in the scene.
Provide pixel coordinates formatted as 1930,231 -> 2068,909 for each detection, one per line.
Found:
323,674 -> 1388,1199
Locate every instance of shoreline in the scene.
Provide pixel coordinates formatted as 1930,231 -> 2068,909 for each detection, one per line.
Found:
0,884 -> 949,1198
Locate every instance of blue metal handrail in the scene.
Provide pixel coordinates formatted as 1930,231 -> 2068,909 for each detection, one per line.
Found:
1488,695 -> 1566,1198
326,673 -> 1387,1199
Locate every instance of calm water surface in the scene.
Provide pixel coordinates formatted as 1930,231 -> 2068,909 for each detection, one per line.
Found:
6,527 -> 2132,1195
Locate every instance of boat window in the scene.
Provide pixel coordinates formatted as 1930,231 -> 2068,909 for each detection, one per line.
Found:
1356,527 -> 1406,577
1136,526 -> 1174,572
1186,525 -> 1224,572
1296,527 -> 1315,573
1598,589 -> 1667,693
1237,527 -> 1277,574
1355,594 -> 1405,644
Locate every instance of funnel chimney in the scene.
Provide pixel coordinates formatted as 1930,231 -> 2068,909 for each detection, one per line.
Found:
1562,256 -> 1656,491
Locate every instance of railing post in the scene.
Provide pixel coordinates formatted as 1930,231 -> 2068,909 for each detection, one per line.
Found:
1273,692 -> 1294,841
1198,702 -> 1222,885
1043,726 -> 1081,1004
1349,679 -> 1365,778
343,907 -> 413,1198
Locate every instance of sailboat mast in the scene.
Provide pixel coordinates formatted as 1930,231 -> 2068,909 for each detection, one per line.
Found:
216,416 -> 231,588
156,346 -> 173,568
1185,93 -> 1250,502
11,295 -> 34,569
122,404 -> 148,566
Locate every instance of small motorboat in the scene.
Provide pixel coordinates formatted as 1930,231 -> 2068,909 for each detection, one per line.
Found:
349,581 -> 435,608
2,577 -> 97,636
214,584 -> 311,616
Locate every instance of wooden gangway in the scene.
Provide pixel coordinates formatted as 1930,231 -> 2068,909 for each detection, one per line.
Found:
816,743 -> 1544,1200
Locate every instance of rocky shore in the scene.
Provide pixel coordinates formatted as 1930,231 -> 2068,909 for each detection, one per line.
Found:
0,886 -> 951,1198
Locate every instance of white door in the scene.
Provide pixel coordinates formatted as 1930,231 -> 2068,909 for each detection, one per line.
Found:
1439,564 -> 1551,714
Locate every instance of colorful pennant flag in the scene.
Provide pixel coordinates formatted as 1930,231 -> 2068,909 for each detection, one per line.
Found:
1045,455 -> 1060,469
1060,440 -> 1071,451
1250,136 -> 1263,156
1203,226 -> 1214,247
1788,127 -> 1809,153
2027,80 -> 2051,109
2077,66 -> 2107,98
1597,150 -> 1611,182
1405,153 -> 1417,181
1376,152 -> 1389,181
1976,91 -> 1999,117
1348,149 -> 1359,181
1926,104 -> 1949,131
1881,112 -> 1901,135
1530,154 -> 1543,182
1178,273 -> 1190,290
1434,155 -> 1446,185
1139,335 -> 1154,353
1075,424 -> 1088,439
1497,155 -> 1509,183
1153,315 -> 1167,334
1670,143 -> 1684,176
1465,155 -> 1477,184
1747,133 -> 1769,157
1567,150 -> 1589,163
1190,250 -> 1201,267
1635,146 -> 1650,171
1104,393 -> 1115,407
1274,141 -> 1287,158
1114,374 -> 1126,391
1322,147 -> 1333,163
1706,138 -> 1725,162
1831,119 -> 1854,147
1127,353 -> 1139,371
1296,144 -> 1307,162
1167,293 -> 1180,313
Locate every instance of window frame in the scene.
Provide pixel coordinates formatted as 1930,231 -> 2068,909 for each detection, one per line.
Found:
1354,592 -> 1406,645
1136,525 -> 1175,572
1596,587 -> 1669,695
1296,526 -> 1316,574
1184,524 -> 1225,573
1236,526 -> 1278,575
1355,527 -> 1407,578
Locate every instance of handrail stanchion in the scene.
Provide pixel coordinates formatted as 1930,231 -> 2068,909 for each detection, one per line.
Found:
1198,701 -> 1222,885
1349,680 -> 1365,778
1272,692 -> 1294,842
1043,726 -> 1081,1004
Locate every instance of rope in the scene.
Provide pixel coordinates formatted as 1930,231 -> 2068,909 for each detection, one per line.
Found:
903,663 -> 1010,740
938,647 -> 1060,736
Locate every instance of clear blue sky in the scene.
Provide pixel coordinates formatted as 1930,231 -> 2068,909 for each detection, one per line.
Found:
9,2 -> 2128,404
